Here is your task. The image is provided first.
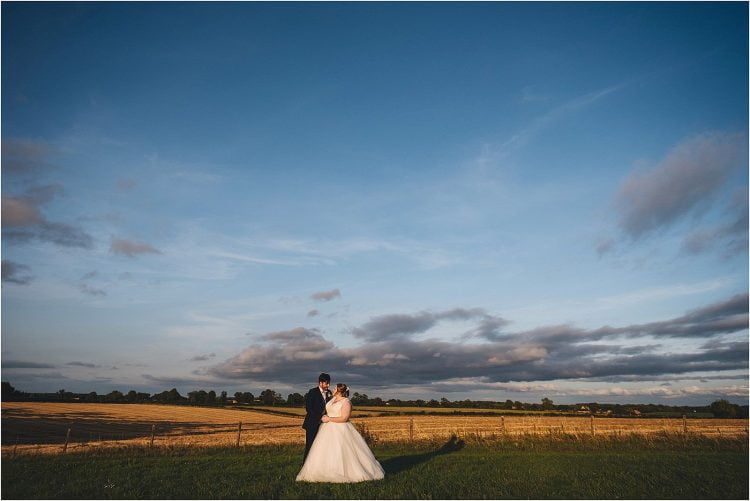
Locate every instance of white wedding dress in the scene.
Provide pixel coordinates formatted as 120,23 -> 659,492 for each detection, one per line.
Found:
296,397 -> 385,483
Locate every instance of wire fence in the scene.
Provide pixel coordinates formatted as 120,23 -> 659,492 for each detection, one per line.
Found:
3,413 -> 748,456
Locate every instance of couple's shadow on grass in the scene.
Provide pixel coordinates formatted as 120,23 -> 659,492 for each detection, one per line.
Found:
380,436 -> 465,475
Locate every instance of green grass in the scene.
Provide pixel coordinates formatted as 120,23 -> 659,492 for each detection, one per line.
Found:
3,435 -> 747,499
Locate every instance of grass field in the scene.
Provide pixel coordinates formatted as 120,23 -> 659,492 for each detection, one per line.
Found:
2,435 -> 747,499
2,402 -> 747,455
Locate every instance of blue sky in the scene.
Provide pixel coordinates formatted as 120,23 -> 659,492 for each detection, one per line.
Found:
2,2 -> 747,405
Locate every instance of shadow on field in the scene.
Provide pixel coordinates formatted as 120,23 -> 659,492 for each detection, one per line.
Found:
381,436 -> 465,475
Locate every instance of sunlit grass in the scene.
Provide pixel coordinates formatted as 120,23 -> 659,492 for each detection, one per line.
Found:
2,435 -> 747,499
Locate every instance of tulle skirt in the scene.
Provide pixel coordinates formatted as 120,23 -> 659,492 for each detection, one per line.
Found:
296,422 -> 385,483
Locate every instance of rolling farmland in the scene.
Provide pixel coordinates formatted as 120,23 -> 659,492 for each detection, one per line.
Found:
3,402 -> 748,456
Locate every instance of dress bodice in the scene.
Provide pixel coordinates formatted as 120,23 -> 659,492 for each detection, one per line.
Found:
325,397 -> 349,418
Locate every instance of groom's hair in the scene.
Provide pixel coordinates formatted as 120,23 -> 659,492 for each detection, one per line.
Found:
318,373 -> 331,383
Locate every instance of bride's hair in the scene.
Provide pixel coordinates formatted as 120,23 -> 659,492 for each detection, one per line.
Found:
336,383 -> 349,397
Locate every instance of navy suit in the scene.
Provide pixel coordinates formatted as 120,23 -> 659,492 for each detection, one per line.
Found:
302,386 -> 331,459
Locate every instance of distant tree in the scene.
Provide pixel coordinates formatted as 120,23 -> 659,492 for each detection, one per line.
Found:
154,389 -> 179,402
504,399 -> 514,409
137,392 -> 151,402
514,401 -> 523,410
126,390 -> 138,403
2,382 -> 18,401
167,388 -> 183,402
84,391 -> 99,403
219,391 -> 227,404
105,390 -> 124,403
206,390 -> 217,405
260,389 -> 278,405
710,399 -> 738,418
428,399 -> 440,408
188,390 -> 208,405
351,392 -> 369,405
541,397 -> 554,410
287,392 -> 304,406
440,397 -> 450,407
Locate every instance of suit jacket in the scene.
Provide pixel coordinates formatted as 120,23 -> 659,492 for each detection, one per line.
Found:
302,386 -> 331,430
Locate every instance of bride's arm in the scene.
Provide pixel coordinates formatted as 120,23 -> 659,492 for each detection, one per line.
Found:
325,400 -> 352,423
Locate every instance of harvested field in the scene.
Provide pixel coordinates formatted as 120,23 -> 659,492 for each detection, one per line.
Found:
2,402 -> 747,455
1,402 -> 303,454
357,414 -> 749,441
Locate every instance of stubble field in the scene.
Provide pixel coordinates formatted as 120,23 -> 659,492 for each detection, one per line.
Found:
2,402 -> 747,455
2,403 -> 747,499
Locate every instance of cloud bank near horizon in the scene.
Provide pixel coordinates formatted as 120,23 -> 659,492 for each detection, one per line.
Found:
209,293 -> 748,394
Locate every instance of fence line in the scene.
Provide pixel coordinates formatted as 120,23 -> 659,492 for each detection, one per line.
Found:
3,415 -> 748,456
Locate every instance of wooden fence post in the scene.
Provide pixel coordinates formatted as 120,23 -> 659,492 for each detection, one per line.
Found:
236,421 -> 243,447
63,428 -> 71,453
501,416 -> 505,435
150,424 -> 156,447
409,418 -> 414,441
590,415 -> 595,436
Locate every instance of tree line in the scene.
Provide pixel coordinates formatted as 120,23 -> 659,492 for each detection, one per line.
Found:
2,381 -> 746,418
1,382 -> 303,406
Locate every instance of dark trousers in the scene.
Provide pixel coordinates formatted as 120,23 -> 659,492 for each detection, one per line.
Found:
304,425 -> 320,460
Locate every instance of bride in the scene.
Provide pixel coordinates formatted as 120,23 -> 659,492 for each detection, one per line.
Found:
296,383 -> 385,483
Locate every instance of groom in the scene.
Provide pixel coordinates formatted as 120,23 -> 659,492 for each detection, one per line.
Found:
302,372 -> 332,460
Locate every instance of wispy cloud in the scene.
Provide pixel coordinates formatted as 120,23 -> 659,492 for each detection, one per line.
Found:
2,185 -> 94,249
311,288 -> 341,302
1,196 -> 42,226
595,278 -> 736,308
117,178 -> 137,191
78,283 -> 106,297
1,137 -> 56,174
351,308 -> 504,342
2,360 -> 57,369
141,373 -> 228,388
75,269 -> 107,297
487,83 -> 627,162
613,131 -> 745,241
67,361 -> 101,368
210,251 -> 316,266
681,188 -> 748,256
189,353 -> 216,362
2,260 -> 33,285
110,238 -> 162,257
